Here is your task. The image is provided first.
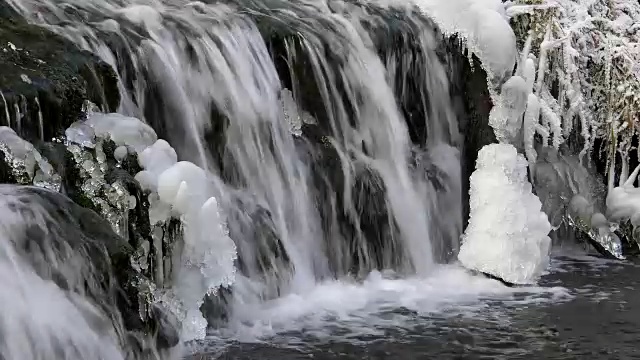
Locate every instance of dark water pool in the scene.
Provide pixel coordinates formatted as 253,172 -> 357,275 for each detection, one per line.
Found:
187,254 -> 640,360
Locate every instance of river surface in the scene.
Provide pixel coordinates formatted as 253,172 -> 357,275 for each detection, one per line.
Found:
185,251 -> 640,359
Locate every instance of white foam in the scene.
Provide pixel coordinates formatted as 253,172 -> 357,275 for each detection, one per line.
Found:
210,264 -> 569,344
458,143 -> 552,284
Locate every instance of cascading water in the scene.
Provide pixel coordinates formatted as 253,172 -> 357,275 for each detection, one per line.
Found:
7,0 -> 463,292
0,185 -> 154,360
0,0 -> 536,353
4,0 -> 638,357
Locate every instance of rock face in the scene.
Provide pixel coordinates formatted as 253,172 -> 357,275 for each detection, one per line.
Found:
0,1 -> 119,143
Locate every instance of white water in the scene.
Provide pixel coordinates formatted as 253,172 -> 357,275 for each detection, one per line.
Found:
197,264 -> 571,356
0,186 -> 128,360
6,0 -> 464,291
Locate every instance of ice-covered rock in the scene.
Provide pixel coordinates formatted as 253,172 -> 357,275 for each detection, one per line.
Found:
408,0 -> 517,80
60,112 -> 238,341
65,121 -> 97,149
0,127 -> 61,190
458,143 -> 551,284
84,113 -> 157,153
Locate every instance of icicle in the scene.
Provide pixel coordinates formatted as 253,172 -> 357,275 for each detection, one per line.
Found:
524,94 -> 540,167
608,147 -> 616,192
0,91 -> 9,127
520,32 -> 533,73
523,58 -> 536,94
623,164 -> 640,188
13,102 -> 21,134
35,96 -> 44,141
534,24 -> 552,95
153,226 -> 165,288
539,98 -> 563,148
620,151 -> 629,185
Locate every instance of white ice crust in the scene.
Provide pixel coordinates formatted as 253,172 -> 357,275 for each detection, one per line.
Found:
67,112 -> 237,341
458,143 -> 551,285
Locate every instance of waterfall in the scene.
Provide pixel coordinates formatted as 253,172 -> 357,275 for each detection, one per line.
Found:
0,185 -> 149,360
4,0 -> 465,346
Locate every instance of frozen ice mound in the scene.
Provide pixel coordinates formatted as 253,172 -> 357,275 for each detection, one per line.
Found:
458,143 -> 552,285
409,0 -> 517,80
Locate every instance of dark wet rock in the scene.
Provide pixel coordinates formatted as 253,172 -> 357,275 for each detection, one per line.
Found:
452,54 -> 495,226
201,287 -> 234,330
0,1 -> 119,143
477,271 -> 518,287
0,148 -> 15,183
151,303 -> 181,349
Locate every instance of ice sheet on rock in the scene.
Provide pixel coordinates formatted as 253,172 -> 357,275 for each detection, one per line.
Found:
280,89 -> 304,137
65,121 -> 96,149
458,143 -> 551,285
566,196 -> 623,259
406,0 -> 517,80
85,113 -> 158,153
0,126 -> 37,178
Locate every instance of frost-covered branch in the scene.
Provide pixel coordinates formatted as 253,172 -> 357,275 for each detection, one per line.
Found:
508,0 -> 640,168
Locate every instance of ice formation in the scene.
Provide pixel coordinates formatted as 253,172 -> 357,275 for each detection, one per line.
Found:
407,0 -> 517,81
568,194 -> 623,259
606,165 -> 640,241
65,120 -> 133,237
458,143 -> 551,284
65,112 -> 237,342
0,126 -> 60,190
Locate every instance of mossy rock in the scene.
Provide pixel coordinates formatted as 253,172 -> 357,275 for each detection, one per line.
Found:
0,1 -> 119,143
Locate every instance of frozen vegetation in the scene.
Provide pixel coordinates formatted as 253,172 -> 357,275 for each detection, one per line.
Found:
426,0 -> 640,278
